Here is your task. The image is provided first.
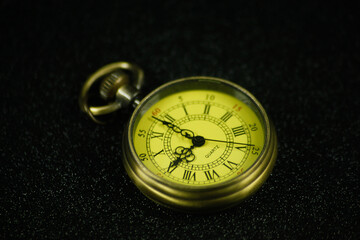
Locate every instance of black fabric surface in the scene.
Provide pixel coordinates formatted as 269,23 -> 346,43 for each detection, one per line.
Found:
1,1 -> 359,239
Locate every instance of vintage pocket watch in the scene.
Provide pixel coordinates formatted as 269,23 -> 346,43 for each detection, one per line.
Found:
79,62 -> 277,212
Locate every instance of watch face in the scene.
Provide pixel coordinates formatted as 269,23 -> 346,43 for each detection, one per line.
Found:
129,77 -> 267,187
80,63 -> 277,211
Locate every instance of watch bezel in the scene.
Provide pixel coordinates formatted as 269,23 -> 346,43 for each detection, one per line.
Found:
123,76 -> 277,211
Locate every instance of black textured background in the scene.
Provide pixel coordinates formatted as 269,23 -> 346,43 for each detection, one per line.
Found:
1,1 -> 359,239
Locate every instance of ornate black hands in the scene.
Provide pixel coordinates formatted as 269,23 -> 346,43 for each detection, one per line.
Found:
152,116 -> 252,166
152,116 -> 194,139
174,146 -> 195,164
152,116 -> 198,166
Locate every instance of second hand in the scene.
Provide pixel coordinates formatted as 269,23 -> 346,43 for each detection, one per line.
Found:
204,138 -> 254,146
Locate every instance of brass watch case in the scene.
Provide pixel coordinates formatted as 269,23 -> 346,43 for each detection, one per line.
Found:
122,77 -> 277,212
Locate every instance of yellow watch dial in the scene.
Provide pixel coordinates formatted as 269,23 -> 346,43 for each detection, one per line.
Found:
133,89 -> 265,186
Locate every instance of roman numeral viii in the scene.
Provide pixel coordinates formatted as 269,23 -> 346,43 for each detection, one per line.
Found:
204,170 -> 219,180
183,170 -> 196,180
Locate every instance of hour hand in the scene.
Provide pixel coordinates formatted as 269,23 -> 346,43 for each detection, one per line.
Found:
172,146 -> 195,165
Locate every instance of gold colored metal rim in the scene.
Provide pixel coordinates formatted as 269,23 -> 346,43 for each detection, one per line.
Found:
123,76 -> 277,212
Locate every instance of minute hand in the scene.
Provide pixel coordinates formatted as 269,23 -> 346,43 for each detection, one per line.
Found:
152,116 -> 194,139
204,138 -> 254,146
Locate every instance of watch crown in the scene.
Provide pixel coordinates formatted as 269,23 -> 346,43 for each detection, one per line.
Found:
100,70 -> 129,100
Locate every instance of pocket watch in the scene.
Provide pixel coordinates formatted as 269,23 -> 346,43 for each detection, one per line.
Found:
79,62 -> 277,212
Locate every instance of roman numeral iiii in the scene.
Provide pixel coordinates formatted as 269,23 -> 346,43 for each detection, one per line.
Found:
232,126 -> 245,137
